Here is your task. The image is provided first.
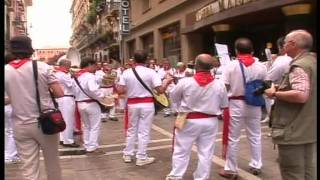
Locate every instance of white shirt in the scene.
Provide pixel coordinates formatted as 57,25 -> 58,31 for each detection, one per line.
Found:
95,70 -> 105,85
211,66 -> 226,80
74,72 -> 105,101
223,60 -> 267,97
266,55 -> 292,84
170,77 -> 228,115
54,71 -> 75,96
157,68 -> 175,79
5,60 -> 58,124
118,66 -> 162,98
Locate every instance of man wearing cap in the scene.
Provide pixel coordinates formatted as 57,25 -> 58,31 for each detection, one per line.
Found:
54,59 -> 79,148
116,50 -> 173,166
166,54 -> 228,180
5,35 -> 64,180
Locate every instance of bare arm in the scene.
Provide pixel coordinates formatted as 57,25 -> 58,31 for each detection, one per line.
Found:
49,82 -> 64,98
116,84 -> 127,95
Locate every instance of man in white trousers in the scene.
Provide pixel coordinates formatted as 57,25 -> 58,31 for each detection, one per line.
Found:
220,38 -> 267,179
74,57 -> 106,154
166,54 -> 228,180
117,50 -> 173,166
54,59 -> 80,147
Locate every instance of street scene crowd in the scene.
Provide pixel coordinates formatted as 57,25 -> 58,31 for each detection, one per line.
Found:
5,29 -> 316,180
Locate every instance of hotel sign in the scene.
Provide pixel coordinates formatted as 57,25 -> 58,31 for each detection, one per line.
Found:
121,0 -> 130,34
196,0 -> 255,21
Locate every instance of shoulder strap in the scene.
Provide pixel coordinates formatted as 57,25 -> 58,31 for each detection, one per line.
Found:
32,60 -> 59,111
32,60 -> 42,112
73,76 -> 100,104
238,60 -> 246,86
132,68 -> 154,96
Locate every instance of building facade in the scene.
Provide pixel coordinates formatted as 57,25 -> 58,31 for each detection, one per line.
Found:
70,0 -> 121,63
123,0 -> 316,66
33,48 -> 68,61
5,0 -> 33,50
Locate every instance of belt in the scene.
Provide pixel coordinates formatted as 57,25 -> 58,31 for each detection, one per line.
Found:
127,97 -> 154,104
64,95 -> 75,98
100,86 -> 113,88
76,99 -> 96,103
187,112 -> 218,119
229,96 -> 245,100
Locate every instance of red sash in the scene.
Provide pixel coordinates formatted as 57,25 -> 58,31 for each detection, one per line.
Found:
222,108 -> 230,159
187,112 -> 217,119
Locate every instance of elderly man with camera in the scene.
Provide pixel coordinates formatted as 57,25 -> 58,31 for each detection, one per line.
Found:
264,29 -> 316,180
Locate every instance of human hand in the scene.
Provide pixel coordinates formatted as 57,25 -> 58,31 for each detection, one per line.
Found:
264,83 -> 276,98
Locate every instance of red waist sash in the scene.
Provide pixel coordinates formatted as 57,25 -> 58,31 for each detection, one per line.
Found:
187,112 -> 217,119
77,99 -> 96,103
229,96 -> 245,100
127,97 -> 154,104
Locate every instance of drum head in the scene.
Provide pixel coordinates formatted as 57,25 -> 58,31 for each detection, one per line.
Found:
153,93 -> 169,107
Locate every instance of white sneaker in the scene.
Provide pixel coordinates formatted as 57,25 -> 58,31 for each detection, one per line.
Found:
165,175 -> 181,180
136,157 -> 155,166
122,155 -> 133,163
261,117 -> 270,123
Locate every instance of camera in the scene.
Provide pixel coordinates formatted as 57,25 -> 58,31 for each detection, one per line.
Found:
254,80 -> 272,96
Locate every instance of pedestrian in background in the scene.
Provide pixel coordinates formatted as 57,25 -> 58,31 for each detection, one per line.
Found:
265,29 -> 316,180
166,54 -> 228,180
5,35 -> 64,180
220,38 -> 267,179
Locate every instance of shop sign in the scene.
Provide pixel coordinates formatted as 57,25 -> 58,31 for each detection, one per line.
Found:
196,0 -> 255,21
121,0 -> 130,34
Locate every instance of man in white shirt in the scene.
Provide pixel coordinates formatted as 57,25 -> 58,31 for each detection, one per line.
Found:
54,59 -> 79,147
166,54 -> 228,180
117,50 -> 173,166
220,38 -> 267,178
74,57 -> 106,154
5,35 -> 64,180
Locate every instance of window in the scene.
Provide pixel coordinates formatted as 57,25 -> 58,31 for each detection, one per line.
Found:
142,33 -> 154,59
161,23 -> 181,65
142,0 -> 150,13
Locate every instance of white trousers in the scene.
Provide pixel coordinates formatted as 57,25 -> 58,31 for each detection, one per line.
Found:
224,100 -> 262,172
123,103 -> 154,159
78,102 -> 101,151
5,105 -> 18,160
57,97 -> 76,144
169,118 -> 219,180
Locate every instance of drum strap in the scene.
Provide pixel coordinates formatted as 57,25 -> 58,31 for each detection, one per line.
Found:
132,68 -> 154,97
73,77 -> 103,107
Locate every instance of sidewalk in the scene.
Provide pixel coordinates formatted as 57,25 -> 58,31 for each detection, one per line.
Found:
5,112 -> 281,180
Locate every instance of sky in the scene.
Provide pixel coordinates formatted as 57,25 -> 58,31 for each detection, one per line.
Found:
27,0 -> 72,49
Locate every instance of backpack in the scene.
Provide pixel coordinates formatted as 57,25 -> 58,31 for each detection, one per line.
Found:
239,61 -> 265,106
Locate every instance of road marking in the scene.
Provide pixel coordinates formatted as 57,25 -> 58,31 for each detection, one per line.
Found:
151,124 -> 263,180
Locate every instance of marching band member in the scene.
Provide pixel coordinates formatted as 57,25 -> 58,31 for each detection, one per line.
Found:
74,57 -> 106,154
116,50 -> 173,166
220,38 -> 267,178
54,59 -> 79,147
166,54 -> 228,180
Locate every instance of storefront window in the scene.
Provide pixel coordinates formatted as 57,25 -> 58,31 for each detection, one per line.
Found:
127,40 -> 135,59
161,23 -> 181,66
142,33 -> 154,59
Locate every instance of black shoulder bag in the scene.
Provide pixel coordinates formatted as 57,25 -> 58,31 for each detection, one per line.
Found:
33,60 -> 66,135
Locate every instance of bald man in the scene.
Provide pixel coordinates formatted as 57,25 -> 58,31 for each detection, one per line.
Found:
55,59 -> 79,147
265,30 -> 316,180
166,54 -> 228,180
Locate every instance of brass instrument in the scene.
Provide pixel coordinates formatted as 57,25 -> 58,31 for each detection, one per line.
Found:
101,71 -> 117,87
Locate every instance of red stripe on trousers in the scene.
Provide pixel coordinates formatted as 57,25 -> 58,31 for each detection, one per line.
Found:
75,102 -> 82,132
222,107 -> 230,159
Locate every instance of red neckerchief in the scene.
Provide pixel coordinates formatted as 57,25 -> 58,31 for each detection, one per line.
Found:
54,66 -> 69,73
193,71 -> 214,87
237,54 -> 255,67
75,68 -> 90,78
8,58 -> 31,69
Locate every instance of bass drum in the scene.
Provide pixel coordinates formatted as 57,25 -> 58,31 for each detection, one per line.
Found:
66,47 -> 81,68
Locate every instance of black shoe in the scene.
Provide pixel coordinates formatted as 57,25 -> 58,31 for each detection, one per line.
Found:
109,117 -> 118,121
59,141 -> 64,145
164,114 -> 170,117
101,118 -> 108,122
61,143 -> 80,148
249,167 -> 261,175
